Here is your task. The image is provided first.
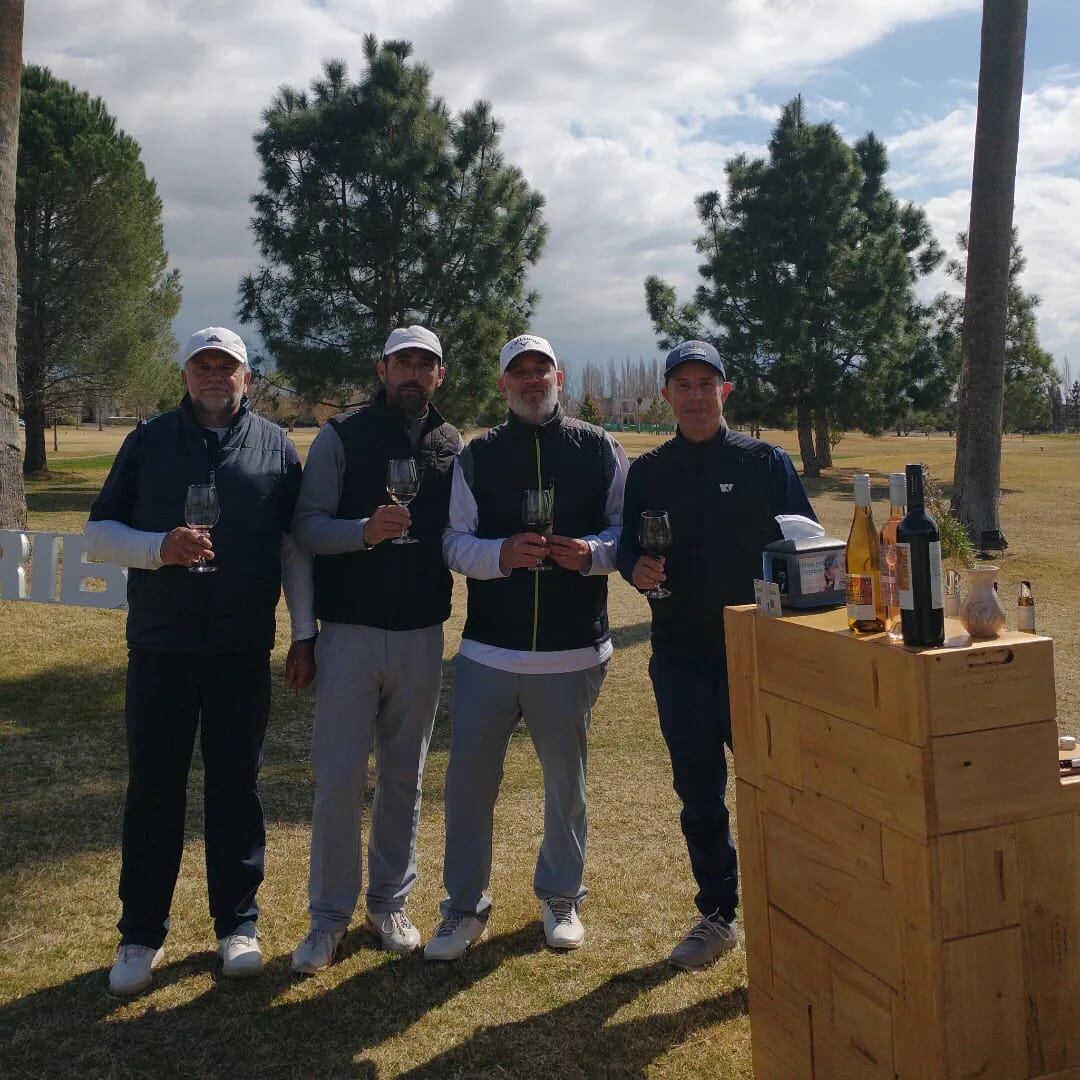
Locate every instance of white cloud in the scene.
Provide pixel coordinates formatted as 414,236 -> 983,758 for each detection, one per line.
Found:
23,0 -> 993,373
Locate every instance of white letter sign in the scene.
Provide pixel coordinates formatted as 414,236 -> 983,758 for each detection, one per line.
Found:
0,530 -> 127,610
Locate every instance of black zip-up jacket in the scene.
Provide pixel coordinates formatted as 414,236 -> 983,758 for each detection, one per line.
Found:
89,395 -> 301,653
308,393 -> 461,630
616,425 -> 815,664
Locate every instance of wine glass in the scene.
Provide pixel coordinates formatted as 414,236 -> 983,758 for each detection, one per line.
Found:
522,487 -> 555,571
185,482 -> 220,574
638,511 -> 672,599
387,458 -> 420,544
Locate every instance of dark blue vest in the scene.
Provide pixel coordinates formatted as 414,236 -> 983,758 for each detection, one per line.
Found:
125,397 -> 289,652
462,407 -> 613,652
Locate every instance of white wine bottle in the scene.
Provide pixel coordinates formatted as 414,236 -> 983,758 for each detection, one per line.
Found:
846,473 -> 885,634
1017,580 -> 1036,634
879,472 -> 906,641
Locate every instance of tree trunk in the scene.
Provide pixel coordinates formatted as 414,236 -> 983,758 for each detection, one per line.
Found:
797,398 -> 819,477
22,392 -> 46,475
951,0 -> 1028,540
0,0 -> 27,526
813,408 -> 833,469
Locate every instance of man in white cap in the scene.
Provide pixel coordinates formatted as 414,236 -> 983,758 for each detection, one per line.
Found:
85,327 -> 316,994
289,325 -> 463,972
424,333 -> 628,960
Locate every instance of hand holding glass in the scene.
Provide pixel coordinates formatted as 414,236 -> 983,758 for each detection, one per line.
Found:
185,483 -> 220,573
387,458 -> 420,544
638,511 -> 672,598
522,488 -> 555,571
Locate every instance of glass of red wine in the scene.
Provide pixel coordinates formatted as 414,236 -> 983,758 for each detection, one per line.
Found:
638,510 -> 672,598
522,487 -> 554,571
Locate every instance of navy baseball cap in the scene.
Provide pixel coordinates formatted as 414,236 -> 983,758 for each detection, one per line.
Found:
664,339 -> 726,380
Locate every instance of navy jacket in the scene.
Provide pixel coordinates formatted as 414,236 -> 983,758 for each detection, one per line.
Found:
617,425 -> 815,664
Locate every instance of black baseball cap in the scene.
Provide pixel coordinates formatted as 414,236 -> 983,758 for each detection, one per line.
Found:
664,339 -> 727,380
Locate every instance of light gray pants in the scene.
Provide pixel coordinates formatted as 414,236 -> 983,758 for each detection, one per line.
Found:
308,622 -> 443,928
441,654 -> 608,916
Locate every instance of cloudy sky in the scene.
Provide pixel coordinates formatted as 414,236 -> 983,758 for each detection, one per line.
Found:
22,0 -> 1080,381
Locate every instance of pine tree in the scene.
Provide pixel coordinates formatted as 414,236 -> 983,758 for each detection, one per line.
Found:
577,393 -> 603,426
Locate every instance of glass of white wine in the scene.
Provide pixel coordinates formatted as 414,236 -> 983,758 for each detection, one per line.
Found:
386,458 -> 420,544
184,482 -> 220,573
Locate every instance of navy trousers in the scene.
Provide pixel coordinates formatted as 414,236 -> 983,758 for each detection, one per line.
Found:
118,649 -> 270,947
648,651 -> 739,922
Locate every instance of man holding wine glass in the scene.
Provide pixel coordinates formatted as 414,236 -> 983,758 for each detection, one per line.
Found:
289,326 -> 462,971
617,339 -> 815,971
85,327 -> 316,995
427,333 -> 628,960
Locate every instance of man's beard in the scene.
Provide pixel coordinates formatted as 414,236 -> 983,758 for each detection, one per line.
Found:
386,383 -> 431,421
506,384 -> 559,424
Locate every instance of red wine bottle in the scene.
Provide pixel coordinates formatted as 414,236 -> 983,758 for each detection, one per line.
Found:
896,463 -> 945,647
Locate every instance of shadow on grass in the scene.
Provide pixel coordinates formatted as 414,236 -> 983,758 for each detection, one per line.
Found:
612,621 -> 652,650
2,929 -> 744,1078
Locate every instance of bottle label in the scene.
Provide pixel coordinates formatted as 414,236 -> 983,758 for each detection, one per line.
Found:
846,573 -> 878,620
928,541 -> 944,609
897,544 -> 914,610
1017,605 -> 1036,632
881,543 -> 898,607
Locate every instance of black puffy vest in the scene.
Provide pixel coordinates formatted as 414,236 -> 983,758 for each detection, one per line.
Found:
462,407 -> 613,652
126,397 -> 289,653
312,394 -> 461,630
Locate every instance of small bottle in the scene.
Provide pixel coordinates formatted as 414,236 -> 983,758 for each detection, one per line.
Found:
1017,580 -> 1036,634
879,472 -> 906,641
897,463 -> 945,647
846,473 -> 885,634
944,569 -> 962,618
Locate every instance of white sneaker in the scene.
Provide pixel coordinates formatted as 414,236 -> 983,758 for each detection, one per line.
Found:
423,911 -> 489,961
291,926 -> 346,974
108,943 -> 165,995
365,909 -> 421,953
668,912 -> 739,970
541,897 -> 585,950
218,920 -> 263,978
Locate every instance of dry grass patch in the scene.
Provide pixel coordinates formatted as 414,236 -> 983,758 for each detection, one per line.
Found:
1,427 -> 1075,1077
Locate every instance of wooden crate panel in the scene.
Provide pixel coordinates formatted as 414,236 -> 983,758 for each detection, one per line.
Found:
883,828 -> 948,1077
764,811 -> 900,987
922,634 -> 1057,737
769,905 -> 832,1014
938,825 -> 1020,939
749,985 -> 813,1080
944,928 -> 1027,1079
759,691 -> 803,788
798,701 -> 930,840
765,776 -> 883,880
813,1013 -> 894,1079
933,721 -> 1074,834
754,608 -> 927,744
830,947 -> 895,1077
734,779 -> 771,991
725,606 -> 763,787
1016,811 -> 1080,1074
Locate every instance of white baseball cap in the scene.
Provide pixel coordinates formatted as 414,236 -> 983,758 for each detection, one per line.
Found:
183,327 -> 249,366
499,334 -> 558,373
383,325 -> 443,362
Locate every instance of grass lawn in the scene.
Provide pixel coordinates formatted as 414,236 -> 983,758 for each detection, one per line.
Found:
1,424 -> 1076,1078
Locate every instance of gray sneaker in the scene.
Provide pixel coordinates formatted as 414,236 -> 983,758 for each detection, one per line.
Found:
668,913 -> 739,970
291,926 -> 346,974
365,909 -> 421,953
423,911 -> 489,961
108,943 -> 165,995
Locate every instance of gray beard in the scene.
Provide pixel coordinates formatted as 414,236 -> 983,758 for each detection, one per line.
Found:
507,385 -> 559,424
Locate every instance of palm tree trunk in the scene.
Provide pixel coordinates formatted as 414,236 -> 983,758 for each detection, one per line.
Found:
0,0 -> 27,525
951,0 -> 1028,540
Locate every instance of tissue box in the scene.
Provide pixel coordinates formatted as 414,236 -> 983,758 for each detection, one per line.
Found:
763,536 -> 846,610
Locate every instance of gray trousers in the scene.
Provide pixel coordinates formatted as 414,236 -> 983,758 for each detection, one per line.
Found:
442,654 -> 608,916
308,622 -> 443,928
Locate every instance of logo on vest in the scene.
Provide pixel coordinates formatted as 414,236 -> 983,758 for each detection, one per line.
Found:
718,483 -> 735,493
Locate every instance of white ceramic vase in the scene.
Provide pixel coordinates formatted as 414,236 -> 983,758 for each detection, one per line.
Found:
959,566 -> 1007,639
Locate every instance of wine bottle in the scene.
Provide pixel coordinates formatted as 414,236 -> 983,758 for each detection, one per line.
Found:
1017,580 -> 1036,634
879,471 -> 906,641
846,473 -> 885,634
896,463 -> 945,647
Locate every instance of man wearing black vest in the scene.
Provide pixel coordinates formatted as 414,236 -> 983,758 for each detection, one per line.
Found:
289,326 -> 462,973
616,340 -> 815,970
424,333 -> 627,961
86,327 -> 315,995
